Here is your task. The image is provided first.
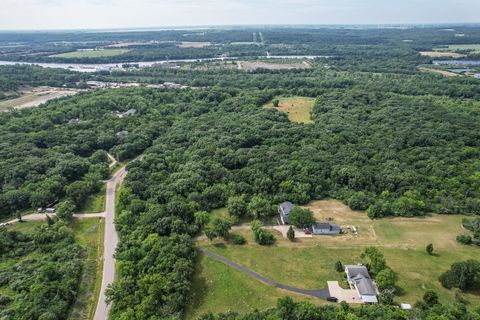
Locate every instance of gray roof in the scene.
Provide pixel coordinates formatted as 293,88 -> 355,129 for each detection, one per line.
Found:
313,222 -> 340,231
345,265 -> 376,296
279,201 -> 293,215
124,108 -> 137,115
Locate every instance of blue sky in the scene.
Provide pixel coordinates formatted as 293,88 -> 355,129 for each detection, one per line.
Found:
0,0 -> 479,30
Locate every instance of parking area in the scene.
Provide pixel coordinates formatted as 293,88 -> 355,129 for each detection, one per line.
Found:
273,225 -> 313,238
327,281 -> 363,304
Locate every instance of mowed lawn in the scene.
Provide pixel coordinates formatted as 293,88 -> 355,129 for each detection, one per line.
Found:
184,252 -> 321,320
6,218 -> 105,320
191,200 -> 480,317
49,49 -> 129,58
264,97 -> 316,124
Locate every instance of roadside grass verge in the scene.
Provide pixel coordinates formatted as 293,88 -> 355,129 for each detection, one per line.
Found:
78,185 -> 106,213
69,218 -> 105,320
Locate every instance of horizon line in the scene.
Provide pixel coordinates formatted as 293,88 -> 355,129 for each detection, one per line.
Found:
1,22 -> 480,33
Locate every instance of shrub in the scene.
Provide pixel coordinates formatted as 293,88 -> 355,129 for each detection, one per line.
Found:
456,234 -> 473,245
423,290 -> 438,307
287,226 -> 295,242
335,261 -> 344,272
426,243 -> 434,255
231,234 -> 246,245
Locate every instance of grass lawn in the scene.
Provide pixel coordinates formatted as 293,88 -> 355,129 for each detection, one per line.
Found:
264,97 -> 316,124
184,252 -> 321,320
191,200 -> 480,316
49,49 -> 130,58
69,218 -> 105,320
78,185 -> 106,213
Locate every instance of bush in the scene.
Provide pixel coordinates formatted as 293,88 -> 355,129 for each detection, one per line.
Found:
287,226 -> 295,242
254,229 -> 276,245
423,290 -> 438,307
231,234 -> 246,245
335,261 -> 343,272
456,234 -> 473,245
439,260 -> 480,290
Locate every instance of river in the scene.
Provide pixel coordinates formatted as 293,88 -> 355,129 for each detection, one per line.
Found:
0,55 -> 330,73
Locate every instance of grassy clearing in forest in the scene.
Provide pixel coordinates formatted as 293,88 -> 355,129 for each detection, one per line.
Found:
264,96 -> 316,123
189,200 -> 480,316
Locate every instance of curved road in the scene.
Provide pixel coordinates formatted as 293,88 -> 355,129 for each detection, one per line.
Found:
198,248 -> 330,300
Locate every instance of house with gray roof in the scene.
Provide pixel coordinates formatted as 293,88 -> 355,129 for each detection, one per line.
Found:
312,222 -> 341,235
345,264 -> 378,304
278,201 -> 293,224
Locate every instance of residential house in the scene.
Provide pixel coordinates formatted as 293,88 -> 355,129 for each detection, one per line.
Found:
278,201 -> 293,224
345,264 -> 378,304
312,222 -> 341,235
68,118 -> 80,124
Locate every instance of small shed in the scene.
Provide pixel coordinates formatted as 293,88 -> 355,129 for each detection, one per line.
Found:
312,222 -> 341,235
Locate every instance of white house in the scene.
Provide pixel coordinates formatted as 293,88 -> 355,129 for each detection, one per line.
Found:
345,264 -> 378,304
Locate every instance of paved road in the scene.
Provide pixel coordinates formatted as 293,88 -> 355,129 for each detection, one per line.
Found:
0,212 -> 106,227
93,162 -> 128,320
198,248 -> 330,300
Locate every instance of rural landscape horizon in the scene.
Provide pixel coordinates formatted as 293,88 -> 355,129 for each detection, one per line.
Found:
0,1 -> 480,320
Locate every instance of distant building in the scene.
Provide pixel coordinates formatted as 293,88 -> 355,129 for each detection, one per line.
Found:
68,118 -> 80,124
474,74 -> 480,79
401,304 -> 412,310
115,108 -> 137,118
278,201 -> 293,224
345,264 -> 378,304
116,130 -> 129,137
312,222 -> 341,235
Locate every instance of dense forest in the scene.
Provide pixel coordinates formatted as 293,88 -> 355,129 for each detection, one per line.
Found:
0,221 -> 83,319
0,26 -> 480,319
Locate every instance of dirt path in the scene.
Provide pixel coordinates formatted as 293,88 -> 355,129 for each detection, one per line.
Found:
198,248 -> 330,300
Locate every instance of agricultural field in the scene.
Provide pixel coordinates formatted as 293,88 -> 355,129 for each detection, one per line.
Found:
238,60 -> 310,71
418,66 -> 460,77
49,49 -> 130,58
191,200 -> 480,317
264,96 -> 316,123
178,42 -> 212,48
0,87 -> 79,111
419,51 -> 465,58
434,44 -> 480,54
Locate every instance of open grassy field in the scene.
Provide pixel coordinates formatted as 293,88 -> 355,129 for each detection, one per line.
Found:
418,66 -> 460,77
190,200 -> 480,316
184,252 -> 321,320
419,51 -> 465,58
239,60 -> 310,71
49,49 -> 129,58
78,185 -> 106,213
178,42 -> 211,48
264,96 -> 316,123
435,44 -> 480,53
0,87 -> 78,111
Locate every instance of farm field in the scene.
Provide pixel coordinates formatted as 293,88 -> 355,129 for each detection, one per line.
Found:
0,87 -> 79,111
49,49 -> 130,58
434,44 -> 480,53
418,66 -> 460,77
264,96 -> 316,123
178,42 -> 212,48
419,51 -> 465,58
238,60 -> 310,71
191,200 -> 480,316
